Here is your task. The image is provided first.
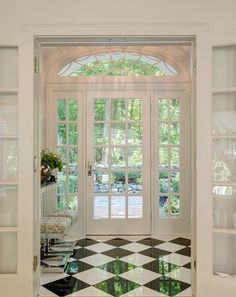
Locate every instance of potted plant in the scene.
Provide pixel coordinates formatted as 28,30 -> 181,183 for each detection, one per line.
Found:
41,149 -> 64,184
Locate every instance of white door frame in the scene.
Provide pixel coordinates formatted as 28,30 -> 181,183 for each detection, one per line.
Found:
28,26 -> 210,297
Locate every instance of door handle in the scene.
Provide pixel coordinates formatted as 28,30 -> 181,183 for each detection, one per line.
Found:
88,161 -> 96,176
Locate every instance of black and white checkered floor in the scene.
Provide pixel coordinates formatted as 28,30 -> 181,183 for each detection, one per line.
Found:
40,237 -> 191,297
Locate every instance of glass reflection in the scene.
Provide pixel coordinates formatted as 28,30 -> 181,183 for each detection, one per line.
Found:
128,172 -> 143,194
111,196 -> 125,218
94,172 -> 109,193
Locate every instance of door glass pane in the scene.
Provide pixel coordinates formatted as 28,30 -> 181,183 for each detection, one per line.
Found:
94,172 -> 109,193
170,98 -> 180,121
57,171 -> 66,194
111,99 -> 125,121
128,147 -> 142,169
159,196 -> 168,218
95,147 -> 109,169
213,186 -> 236,229
159,147 -> 169,169
213,46 -> 236,88
57,124 -> 66,145
69,123 -> 78,145
0,47 -> 18,88
57,99 -> 66,121
128,196 -> 143,218
111,172 -> 125,193
111,147 -> 125,169
159,99 -> 169,120
159,123 -> 168,145
94,196 -> 109,219
159,171 -> 168,193
68,172 -> 78,194
69,147 -> 78,171
65,195 -> 78,211
111,123 -> 125,145
212,93 -> 236,135
0,186 -> 17,226
111,196 -> 125,218
170,147 -> 180,169
128,98 -> 142,121
128,172 -> 143,194
171,172 -> 180,193
94,98 -> 109,121
212,139 -> 236,183
69,99 -> 78,121
170,195 -> 180,216
57,147 -> 67,169
128,123 -> 142,145
170,122 -> 180,144
0,232 -> 17,273
94,123 -> 109,145
213,233 -> 236,276
0,139 -> 18,180
0,94 -> 17,135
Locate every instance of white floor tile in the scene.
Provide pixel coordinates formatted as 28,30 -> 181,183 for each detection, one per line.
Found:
161,253 -> 190,266
40,272 -> 69,285
120,267 -> 160,285
165,267 -> 191,284
39,286 -> 58,296
121,243 -> 150,253
121,253 -> 155,266
85,242 -> 115,253
80,254 -> 114,266
175,287 -> 192,296
155,242 -> 184,253
73,267 -> 114,285
65,286 -> 113,296
120,286 -> 168,296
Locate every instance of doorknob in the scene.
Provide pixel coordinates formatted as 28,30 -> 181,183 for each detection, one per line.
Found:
88,161 -> 95,176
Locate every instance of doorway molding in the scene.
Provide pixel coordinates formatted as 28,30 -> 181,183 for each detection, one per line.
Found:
29,23 -> 211,297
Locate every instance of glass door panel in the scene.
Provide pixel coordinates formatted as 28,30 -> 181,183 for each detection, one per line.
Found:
155,90 -> 190,235
86,90 -> 150,234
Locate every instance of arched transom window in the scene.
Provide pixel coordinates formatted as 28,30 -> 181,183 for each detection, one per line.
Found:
58,52 -> 178,77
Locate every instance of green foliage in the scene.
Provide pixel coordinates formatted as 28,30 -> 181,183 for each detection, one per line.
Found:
70,59 -> 167,77
41,149 -> 64,171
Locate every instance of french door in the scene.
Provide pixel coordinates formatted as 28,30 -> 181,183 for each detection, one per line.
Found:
86,90 -> 151,234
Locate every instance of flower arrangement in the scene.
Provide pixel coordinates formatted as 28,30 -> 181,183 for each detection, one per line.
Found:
41,149 -> 64,172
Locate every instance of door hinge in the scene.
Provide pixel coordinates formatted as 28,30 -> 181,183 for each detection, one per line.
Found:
33,155 -> 38,172
34,57 -> 39,74
33,255 -> 38,271
193,59 -> 196,75
194,256 -> 197,270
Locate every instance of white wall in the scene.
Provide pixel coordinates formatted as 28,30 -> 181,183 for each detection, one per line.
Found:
1,0 -> 236,36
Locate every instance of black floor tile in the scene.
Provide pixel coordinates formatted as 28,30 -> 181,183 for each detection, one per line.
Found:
104,238 -> 132,247
75,238 -> 99,247
43,276 -> 89,296
169,237 -> 191,247
94,276 -> 140,297
139,247 -> 171,258
136,237 -> 164,247
143,260 -> 180,275
175,247 -> 191,257
102,247 -> 134,258
144,276 -> 190,297
64,260 -> 94,275
183,262 -> 191,269
98,259 -> 137,275
73,247 -> 96,259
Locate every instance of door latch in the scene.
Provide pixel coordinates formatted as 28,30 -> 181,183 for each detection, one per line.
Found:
88,161 -> 95,176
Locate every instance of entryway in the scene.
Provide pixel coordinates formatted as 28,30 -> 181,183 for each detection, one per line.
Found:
37,37 -> 195,297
